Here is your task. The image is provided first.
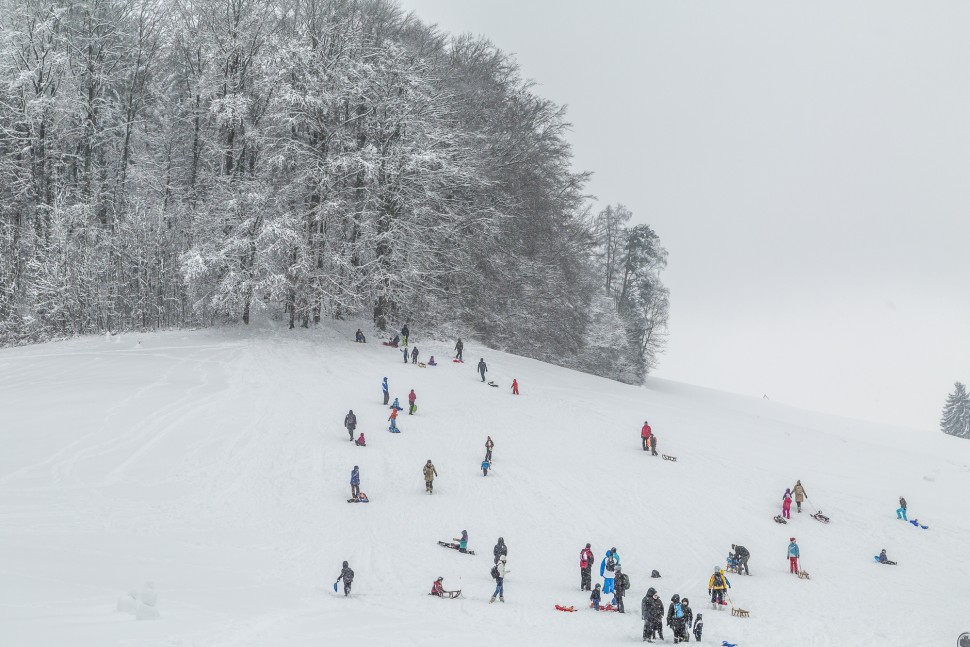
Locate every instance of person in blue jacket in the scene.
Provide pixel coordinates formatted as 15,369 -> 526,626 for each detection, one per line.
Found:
382,377 -> 389,405
390,398 -> 403,411
600,549 -> 619,596
350,466 -> 360,499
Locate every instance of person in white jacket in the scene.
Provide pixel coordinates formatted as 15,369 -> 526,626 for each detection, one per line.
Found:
490,555 -> 508,603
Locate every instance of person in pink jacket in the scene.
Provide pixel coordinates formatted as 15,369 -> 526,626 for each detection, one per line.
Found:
782,488 -> 793,519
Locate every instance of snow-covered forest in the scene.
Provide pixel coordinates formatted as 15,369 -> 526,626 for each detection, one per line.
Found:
0,0 -> 669,382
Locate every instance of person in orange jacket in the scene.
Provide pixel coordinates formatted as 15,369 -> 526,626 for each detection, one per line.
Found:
511,379 -> 519,395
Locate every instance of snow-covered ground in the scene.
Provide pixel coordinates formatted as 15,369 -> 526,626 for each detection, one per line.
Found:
1,320 -> 968,647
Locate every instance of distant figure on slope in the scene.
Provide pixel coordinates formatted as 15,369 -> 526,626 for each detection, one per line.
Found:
382,377 -> 389,405
411,347 -> 419,364
489,555 -> 507,603
493,537 -> 508,564
428,356 -> 437,366
401,323 -> 410,346
693,612 -> 704,641
481,458 -> 490,476
613,565 -> 627,613
649,433 -> 658,456
455,338 -> 463,361
731,544 -> 750,575
355,329 -> 366,343
408,389 -> 417,415
641,420 -> 653,451
350,466 -> 361,499
511,379 -> 519,395
477,358 -> 487,382
708,568 -> 730,607
388,408 -> 400,433
788,538 -> 800,574
423,460 -> 438,494
401,346 -> 409,363
431,577 -> 445,597
384,335 -> 399,347
344,409 -> 357,441
390,398 -> 403,411
485,436 -> 494,462
667,594 -> 688,643
335,561 -> 354,596
579,543 -> 594,591
878,549 -> 897,565
642,587 -> 665,642
782,488 -> 793,519
600,549 -> 618,597
897,496 -> 908,520
454,529 -> 469,553
355,433 -> 366,447
590,583 -> 601,610
792,480 -> 808,513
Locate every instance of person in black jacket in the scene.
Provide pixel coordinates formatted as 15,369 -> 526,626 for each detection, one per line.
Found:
335,561 -> 354,596
731,543 -> 750,575
344,410 -> 357,441
682,598 -> 694,637
455,338 -> 464,361
477,358 -> 487,382
411,347 -> 419,364
667,594 -> 689,644
493,537 -> 507,564
642,587 -> 665,643
614,565 -> 626,613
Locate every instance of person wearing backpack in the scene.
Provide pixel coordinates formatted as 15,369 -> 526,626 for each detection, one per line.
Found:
642,587 -> 665,642
707,567 -> 731,607
489,555 -> 507,603
334,561 -> 354,596
344,409 -> 357,441
667,593 -> 689,643
600,549 -> 617,597
579,543 -> 594,591
613,565 -> 628,613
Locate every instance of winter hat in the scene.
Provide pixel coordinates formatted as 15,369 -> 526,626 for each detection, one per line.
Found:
790,537 -> 796,542
651,570 -> 661,578
342,561 -> 348,567
671,594 -> 680,602
594,583 -> 601,589
436,576 -> 443,582
646,587 -> 656,596
353,465 -> 358,470
585,543 -> 591,549
682,598 -> 689,606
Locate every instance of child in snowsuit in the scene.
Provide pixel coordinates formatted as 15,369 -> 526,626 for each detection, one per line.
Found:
580,543 -> 594,591
782,488 -> 793,519
335,561 -> 354,596
431,577 -> 445,596
382,377 -> 389,405
590,583 -> 601,610
408,389 -> 417,415
344,409 -> 357,441
682,598 -> 694,640
693,612 -> 704,641
649,434 -> 658,456
355,433 -> 366,446
788,538 -> 800,574
481,458 -> 490,476
423,460 -> 438,493
428,356 -> 437,366
390,397 -> 403,411
708,568 -> 730,606
896,496 -> 907,520
667,594 -> 689,644
642,587 -> 665,642
511,379 -> 519,395
350,466 -> 360,499
411,347 -> 419,364
792,480 -> 807,512
454,530 -> 469,553
878,549 -> 897,565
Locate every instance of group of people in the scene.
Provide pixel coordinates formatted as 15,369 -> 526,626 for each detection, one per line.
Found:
641,589 -> 701,644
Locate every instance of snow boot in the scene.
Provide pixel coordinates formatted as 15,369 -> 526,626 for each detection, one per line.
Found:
489,596 -> 495,604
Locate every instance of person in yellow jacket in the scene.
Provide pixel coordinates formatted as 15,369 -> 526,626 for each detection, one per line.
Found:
707,567 -> 731,609
423,460 -> 438,494
792,480 -> 808,513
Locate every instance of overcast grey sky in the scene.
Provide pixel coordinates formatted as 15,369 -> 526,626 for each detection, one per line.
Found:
399,0 -> 970,431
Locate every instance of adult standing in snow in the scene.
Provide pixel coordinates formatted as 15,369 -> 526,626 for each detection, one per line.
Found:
642,587 -> 665,643
401,323 -> 410,346
411,347 -> 419,364
613,565 -> 627,613
382,377 -> 389,406
423,460 -> 438,494
782,488 -> 793,519
344,409 -> 357,441
477,358 -> 487,382
792,480 -> 807,513
731,544 -> 750,575
485,436 -> 494,462
788,537 -> 800,574
511,379 -> 519,395
641,420 -> 652,451
896,496 -> 908,520
350,466 -> 361,499
334,561 -> 354,596
408,389 -> 417,415
707,568 -> 730,607
455,338 -> 463,361
579,543 -> 594,591
600,549 -> 617,597
667,594 -> 688,643
489,555 -> 507,603
493,537 -> 507,564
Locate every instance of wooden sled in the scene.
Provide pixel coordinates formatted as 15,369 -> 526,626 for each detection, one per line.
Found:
431,590 -> 462,599
418,362 -> 427,368
797,570 -> 811,580
731,607 -> 750,617
662,454 -> 677,462
487,381 -> 499,387
811,512 -> 830,524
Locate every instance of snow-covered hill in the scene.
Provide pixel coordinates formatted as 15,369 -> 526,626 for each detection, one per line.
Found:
1,322 -> 968,647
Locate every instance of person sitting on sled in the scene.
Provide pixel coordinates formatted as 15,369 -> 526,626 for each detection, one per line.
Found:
431,577 -> 448,596
355,433 -> 366,446
390,397 -> 403,411
355,329 -> 366,343
428,356 -> 437,366
453,529 -> 469,553
878,549 -> 897,565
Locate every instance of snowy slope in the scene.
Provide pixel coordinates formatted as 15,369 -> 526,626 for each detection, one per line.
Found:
1,321 -> 968,647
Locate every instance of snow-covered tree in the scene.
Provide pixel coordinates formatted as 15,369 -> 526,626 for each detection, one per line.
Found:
940,382 -> 970,439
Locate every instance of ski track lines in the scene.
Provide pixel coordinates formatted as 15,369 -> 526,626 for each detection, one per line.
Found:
1,324 -> 969,647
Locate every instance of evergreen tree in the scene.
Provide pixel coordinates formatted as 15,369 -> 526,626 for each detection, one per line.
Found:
940,382 -> 970,439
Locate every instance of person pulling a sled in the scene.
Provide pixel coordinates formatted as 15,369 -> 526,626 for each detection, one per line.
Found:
423,460 -> 438,493
792,480 -> 807,513
350,466 -> 361,500
477,358 -> 487,382
708,567 -> 730,607
788,538 -> 800,574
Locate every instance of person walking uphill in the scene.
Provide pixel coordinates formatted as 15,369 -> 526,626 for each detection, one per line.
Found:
455,338 -> 463,361
489,555 -> 507,603
792,480 -> 807,513
423,460 -> 438,494
334,561 -> 354,596
782,488 -> 793,519
382,377 -> 389,406
897,496 -> 908,520
344,410 -> 357,441
493,537 -> 507,564
485,436 -> 494,462
477,358 -> 487,382
642,587 -> 665,643
788,537 -> 800,574
408,389 -> 417,415
641,420 -> 652,451
579,543 -> 594,591
350,466 -> 361,499
707,568 -> 730,607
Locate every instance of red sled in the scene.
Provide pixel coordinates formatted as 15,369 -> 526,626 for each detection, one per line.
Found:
593,603 -> 618,612
452,359 -> 464,363
555,605 -> 576,612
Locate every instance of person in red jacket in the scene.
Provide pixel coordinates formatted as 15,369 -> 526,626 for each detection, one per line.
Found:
511,379 -> 519,395
580,543 -> 594,591
408,389 -> 417,415
641,421 -> 652,451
